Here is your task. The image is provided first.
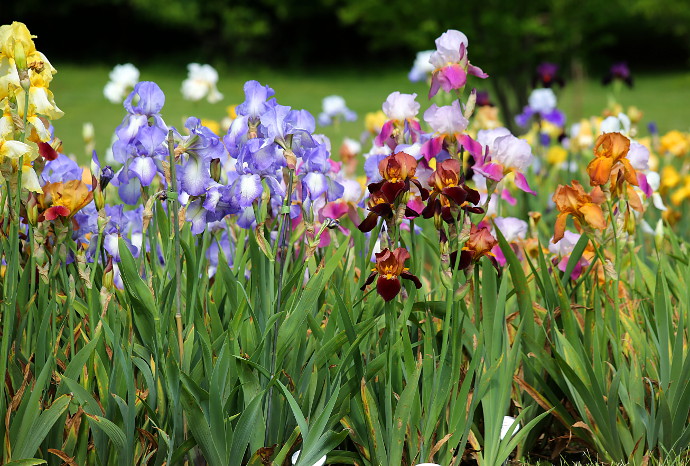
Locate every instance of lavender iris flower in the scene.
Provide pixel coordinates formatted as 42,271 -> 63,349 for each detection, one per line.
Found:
236,80 -> 276,120
299,143 -> 344,210
515,88 -> 566,128
41,153 -> 83,184
177,117 -> 227,196
113,81 -> 168,163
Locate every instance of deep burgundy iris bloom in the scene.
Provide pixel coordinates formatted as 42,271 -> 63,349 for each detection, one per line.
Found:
361,247 -> 422,301
367,151 -> 429,204
421,159 -> 482,224
357,190 -> 420,233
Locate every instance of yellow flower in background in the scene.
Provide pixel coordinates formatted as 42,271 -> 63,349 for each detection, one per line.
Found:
0,98 -> 13,139
627,106 -> 643,124
660,165 -> 681,193
541,120 -> 562,139
201,118 -> 221,136
547,146 -> 568,165
472,106 -> 502,130
670,176 -> 690,206
365,110 -> 386,135
660,130 -> 690,157
226,105 -> 237,120
570,118 -> 595,152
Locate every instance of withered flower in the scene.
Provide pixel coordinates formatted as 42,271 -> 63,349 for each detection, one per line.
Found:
361,247 -> 422,301
451,224 -> 498,270
421,158 -> 482,224
587,132 -> 637,187
552,180 -> 606,243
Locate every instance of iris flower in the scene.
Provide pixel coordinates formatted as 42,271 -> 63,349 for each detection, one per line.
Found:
361,247 -> 422,302
587,132 -> 637,187
552,180 -> 606,243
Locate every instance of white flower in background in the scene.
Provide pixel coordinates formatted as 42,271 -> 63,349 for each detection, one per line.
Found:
181,63 -> 223,103
493,217 -> 528,242
318,95 -> 356,126
548,230 -> 581,256
291,450 -> 326,466
382,91 -> 420,122
500,415 -> 520,440
600,112 -> 631,135
626,141 -> 649,171
528,88 -> 557,114
408,50 -> 434,82
340,137 -> 361,157
103,63 -> 139,103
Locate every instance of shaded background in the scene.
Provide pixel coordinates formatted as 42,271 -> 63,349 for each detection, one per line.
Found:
3,0 -> 690,158
5,0 -> 689,71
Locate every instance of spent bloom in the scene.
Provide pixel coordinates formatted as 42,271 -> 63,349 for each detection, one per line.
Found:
103,63 -> 140,104
181,63 -> 223,103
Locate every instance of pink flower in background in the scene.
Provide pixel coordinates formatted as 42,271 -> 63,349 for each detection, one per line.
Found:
471,128 -> 536,195
428,30 -> 488,98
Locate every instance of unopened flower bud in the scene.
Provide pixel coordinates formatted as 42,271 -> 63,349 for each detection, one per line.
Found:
26,193 -> 39,226
100,165 -> 114,190
210,158 -> 222,183
14,42 -> 27,71
464,88 -> 477,120
624,208 -> 636,235
654,219 -> 664,251
103,258 -> 115,290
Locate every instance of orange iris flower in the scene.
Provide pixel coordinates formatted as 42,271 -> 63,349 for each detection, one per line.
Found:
552,180 -> 606,243
587,132 -> 637,187
38,179 -> 93,221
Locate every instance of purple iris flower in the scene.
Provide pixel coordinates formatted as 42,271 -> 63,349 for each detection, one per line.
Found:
113,124 -> 168,204
515,88 -> 566,128
534,62 -> 564,88
260,104 -> 316,153
299,143 -> 344,210
73,202 -> 98,246
603,62 -> 633,87
223,115 -> 250,159
113,81 -> 168,163
41,153 -> 83,184
235,80 -> 276,120
87,205 -> 141,262
177,117 -> 227,196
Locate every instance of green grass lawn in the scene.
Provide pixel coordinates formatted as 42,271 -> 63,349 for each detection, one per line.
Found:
48,62 -> 690,164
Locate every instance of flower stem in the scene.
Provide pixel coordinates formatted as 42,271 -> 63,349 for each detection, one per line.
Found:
166,131 -> 184,361
266,165 -> 295,445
